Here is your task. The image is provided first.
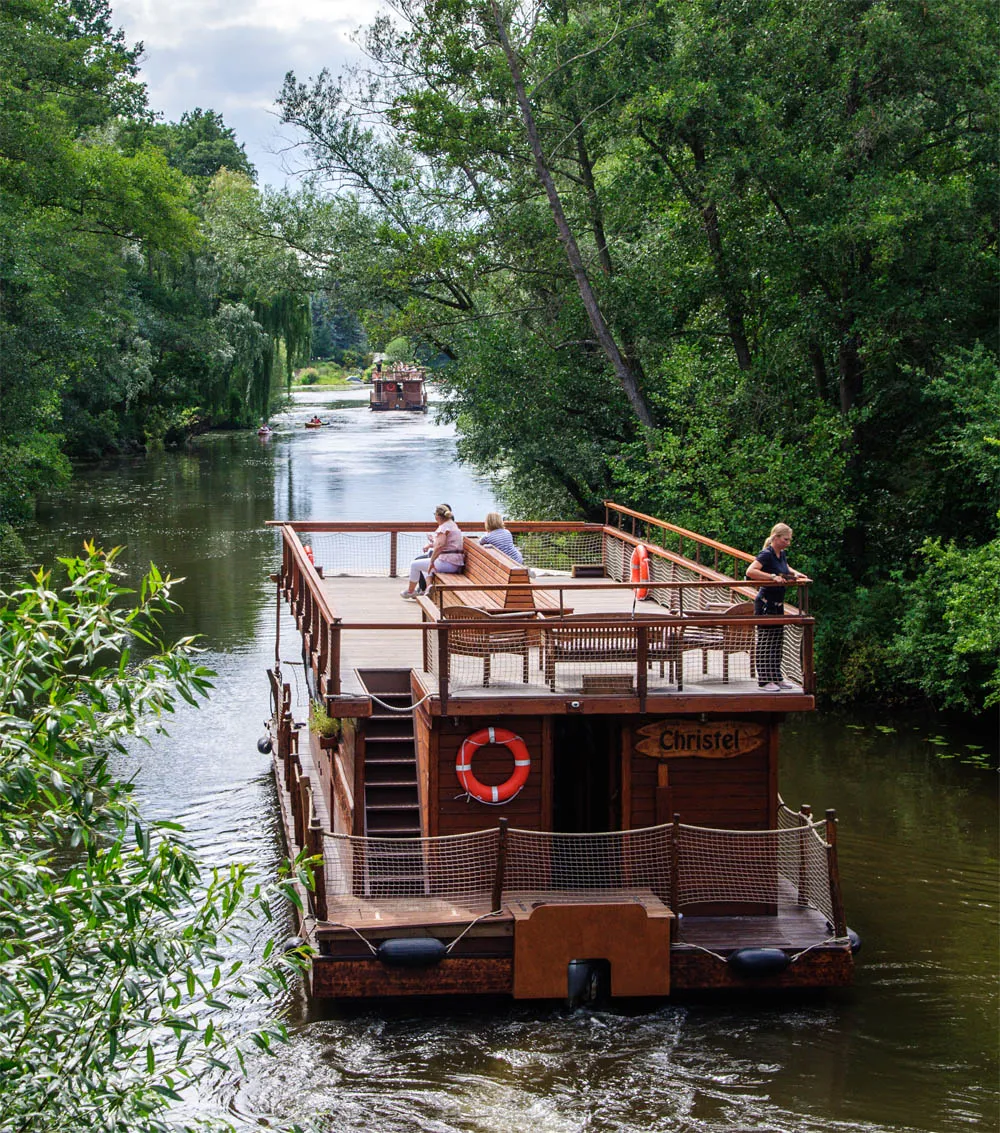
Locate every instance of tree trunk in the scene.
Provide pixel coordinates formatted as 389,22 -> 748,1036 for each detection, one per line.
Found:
687,137 -> 753,372
489,1 -> 656,430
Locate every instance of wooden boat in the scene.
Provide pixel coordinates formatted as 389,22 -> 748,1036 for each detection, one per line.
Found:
369,365 -> 428,412
265,502 -> 856,1002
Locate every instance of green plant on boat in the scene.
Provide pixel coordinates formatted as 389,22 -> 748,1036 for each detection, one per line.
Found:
309,699 -> 342,739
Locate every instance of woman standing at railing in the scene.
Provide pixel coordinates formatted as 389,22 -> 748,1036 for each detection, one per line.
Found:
746,523 -> 804,690
401,504 -> 465,599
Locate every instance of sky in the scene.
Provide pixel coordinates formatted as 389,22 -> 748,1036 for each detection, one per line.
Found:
112,0 -> 383,188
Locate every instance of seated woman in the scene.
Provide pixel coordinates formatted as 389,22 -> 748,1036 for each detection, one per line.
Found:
401,504 -> 465,599
478,512 -> 523,564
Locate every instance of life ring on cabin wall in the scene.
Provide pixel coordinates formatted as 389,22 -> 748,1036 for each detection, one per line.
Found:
456,727 -> 530,805
384,382 -> 397,393
630,543 -> 650,600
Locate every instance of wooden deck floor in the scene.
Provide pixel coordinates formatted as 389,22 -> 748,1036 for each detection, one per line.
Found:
320,575 -> 800,698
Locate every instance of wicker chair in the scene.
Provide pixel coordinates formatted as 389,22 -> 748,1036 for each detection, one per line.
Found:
677,600 -> 756,685
442,605 -> 534,687
541,613 -> 680,691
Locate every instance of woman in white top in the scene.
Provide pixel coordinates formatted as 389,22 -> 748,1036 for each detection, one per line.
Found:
401,504 -> 465,599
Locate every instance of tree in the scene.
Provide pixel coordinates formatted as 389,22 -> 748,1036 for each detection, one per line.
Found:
0,547 -> 307,1131
274,0 -> 997,704
139,108 -> 257,184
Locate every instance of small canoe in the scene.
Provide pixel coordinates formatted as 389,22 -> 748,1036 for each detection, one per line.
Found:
304,420 -> 324,429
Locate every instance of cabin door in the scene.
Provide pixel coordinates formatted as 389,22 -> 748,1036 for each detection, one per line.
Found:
551,718 -> 620,833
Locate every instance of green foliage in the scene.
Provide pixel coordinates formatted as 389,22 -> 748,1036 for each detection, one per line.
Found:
886,532 -> 1000,711
0,0 -> 310,514
274,0 -> 996,709
383,336 -> 413,363
0,547 -> 308,1131
308,700 -> 341,739
134,108 -> 256,185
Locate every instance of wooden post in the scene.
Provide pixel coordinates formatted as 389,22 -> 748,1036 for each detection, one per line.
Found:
438,624 -> 449,714
274,579 -> 281,666
825,809 -> 847,937
797,804 -> 811,906
330,619 -> 341,695
390,530 -> 398,578
307,814 -> 328,922
802,622 -> 815,694
670,813 -> 681,914
636,625 -> 648,713
492,818 -> 509,912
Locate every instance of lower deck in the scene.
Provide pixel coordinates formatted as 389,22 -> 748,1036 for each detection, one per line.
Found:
273,726 -> 854,999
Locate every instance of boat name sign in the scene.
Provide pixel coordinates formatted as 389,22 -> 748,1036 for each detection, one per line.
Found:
635,719 -> 766,759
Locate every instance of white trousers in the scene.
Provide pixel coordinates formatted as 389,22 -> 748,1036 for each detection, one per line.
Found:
408,557 -> 463,584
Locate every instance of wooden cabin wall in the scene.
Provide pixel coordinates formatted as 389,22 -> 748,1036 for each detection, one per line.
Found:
335,721 -> 358,835
433,716 -> 549,836
626,715 -> 776,830
413,698 -> 433,839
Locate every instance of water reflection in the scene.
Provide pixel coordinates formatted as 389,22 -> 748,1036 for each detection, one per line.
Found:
17,402 -> 998,1132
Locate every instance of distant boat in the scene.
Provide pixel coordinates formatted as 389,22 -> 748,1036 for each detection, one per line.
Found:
257,425 -> 273,437
304,417 -> 324,429
369,364 -> 429,412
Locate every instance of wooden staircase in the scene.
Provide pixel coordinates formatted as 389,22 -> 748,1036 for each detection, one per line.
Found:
361,679 -> 421,839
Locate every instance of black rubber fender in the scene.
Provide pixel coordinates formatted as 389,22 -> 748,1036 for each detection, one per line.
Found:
377,937 -> 447,967
257,734 -> 273,754
727,947 -> 790,977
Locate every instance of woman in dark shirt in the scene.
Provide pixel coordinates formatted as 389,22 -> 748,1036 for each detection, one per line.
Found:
745,523 -> 804,690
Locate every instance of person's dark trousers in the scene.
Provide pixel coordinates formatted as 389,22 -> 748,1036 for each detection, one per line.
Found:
754,596 -> 785,684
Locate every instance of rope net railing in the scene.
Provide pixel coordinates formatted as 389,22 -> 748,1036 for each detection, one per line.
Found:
322,828 -> 499,915
426,612 -> 804,693
290,528 -> 606,578
295,531 -> 428,577
317,821 -> 835,927
513,529 -> 604,572
674,820 -> 834,925
504,827 -> 672,900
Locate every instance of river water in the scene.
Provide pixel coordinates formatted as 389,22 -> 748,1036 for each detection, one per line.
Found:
19,392 -> 998,1133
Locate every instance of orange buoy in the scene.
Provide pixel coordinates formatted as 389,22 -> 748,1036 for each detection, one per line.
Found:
630,543 -> 650,600
456,727 -> 530,805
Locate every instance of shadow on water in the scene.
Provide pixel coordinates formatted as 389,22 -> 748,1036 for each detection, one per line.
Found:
14,404 -> 999,1132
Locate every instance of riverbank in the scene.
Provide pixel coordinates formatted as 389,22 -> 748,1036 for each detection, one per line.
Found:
292,362 -> 362,389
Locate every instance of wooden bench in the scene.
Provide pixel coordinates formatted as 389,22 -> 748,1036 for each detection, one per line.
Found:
431,538 -> 566,615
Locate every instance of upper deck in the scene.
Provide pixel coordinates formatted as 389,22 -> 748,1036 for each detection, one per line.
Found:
272,502 -> 815,718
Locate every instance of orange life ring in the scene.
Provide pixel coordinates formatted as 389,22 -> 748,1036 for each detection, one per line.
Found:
456,727 -> 530,805
384,382 -> 396,392
630,543 -> 650,600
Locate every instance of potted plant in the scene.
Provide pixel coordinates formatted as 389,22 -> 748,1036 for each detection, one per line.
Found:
309,700 -> 342,750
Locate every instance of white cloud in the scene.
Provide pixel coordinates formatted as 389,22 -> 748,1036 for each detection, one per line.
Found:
112,0 -> 385,187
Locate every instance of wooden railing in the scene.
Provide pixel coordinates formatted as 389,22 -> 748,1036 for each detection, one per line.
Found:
279,523 -> 341,696
605,501 -> 757,580
273,522 -> 816,704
